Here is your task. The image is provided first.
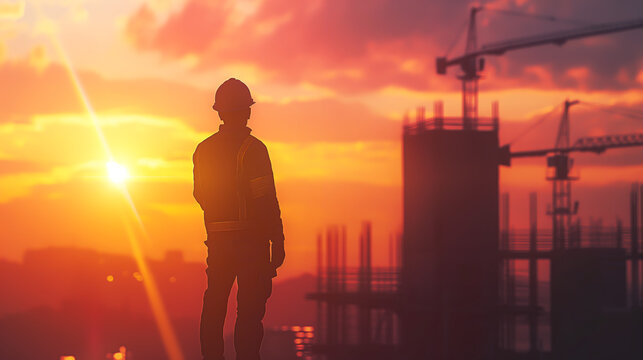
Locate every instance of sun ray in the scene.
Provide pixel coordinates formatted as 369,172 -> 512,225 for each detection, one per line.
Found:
124,219 -> 185,360
30,4 -> 186,360
48,31 -> 112,160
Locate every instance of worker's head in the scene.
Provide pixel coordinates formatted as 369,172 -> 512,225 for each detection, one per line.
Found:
212,78 -> 255,127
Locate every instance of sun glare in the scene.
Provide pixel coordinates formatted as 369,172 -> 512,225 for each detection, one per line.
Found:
106,161 -> 129,184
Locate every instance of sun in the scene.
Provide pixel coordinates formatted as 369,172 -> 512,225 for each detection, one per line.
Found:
106,161 -> 130,184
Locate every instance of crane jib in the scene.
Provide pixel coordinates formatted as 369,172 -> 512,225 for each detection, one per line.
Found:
507,133 -> 643,159
439,18 -> 643,70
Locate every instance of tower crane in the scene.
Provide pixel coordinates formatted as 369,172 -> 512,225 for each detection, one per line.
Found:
436,6 -> 643,130
438,7 -> 643,249
499,101 -> 643,250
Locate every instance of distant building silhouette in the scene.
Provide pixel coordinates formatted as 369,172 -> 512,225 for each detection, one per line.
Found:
0,247 -> 313,360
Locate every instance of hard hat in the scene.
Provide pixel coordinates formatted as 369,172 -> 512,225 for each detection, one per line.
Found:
212,78 -> 255,112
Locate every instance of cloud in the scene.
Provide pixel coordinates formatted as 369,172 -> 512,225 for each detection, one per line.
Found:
0,1 -> 25,20
0,160 -> 47,175
0,109 -> 203,202
0,58 -> 405,215
0,165 -> 76,202
124,0 -> 455,93
251,98 -> 398,142
0,113 -> 201,165
0,59 -> 401,141
152,0 -> 231,57
123,0 -> 643,94
267,140 -> 400,186
28,45 -> 49,72
124,4 -> 157,50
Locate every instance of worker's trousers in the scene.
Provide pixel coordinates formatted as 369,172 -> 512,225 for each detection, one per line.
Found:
200,233 -> 273,360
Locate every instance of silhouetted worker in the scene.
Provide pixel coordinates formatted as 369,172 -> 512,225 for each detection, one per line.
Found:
193,78 -> 285,360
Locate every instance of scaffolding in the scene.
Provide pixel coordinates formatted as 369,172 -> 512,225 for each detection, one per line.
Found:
306,106 -> 643,360
308,185 -> 642,360
499,185 -> 643,359
306,223 -> 400,359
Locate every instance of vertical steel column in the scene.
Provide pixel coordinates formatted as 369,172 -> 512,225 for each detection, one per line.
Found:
396,233 -> 402,272
529,192 -> 539,356
552,180 -> 560,250
317,233 -> 323,345
416,107 -> 426,132
461,7 -> 480,130
640,184 -> 643,306
359,222 -> 372,345
502,193 -> 515,350
366,222 -> 372,344
640,184 -> 643,305
632,184 -> 640,308
616,219 -> 623,249
359,226 -> 365,345
385,228 -> 394,346
566,181 -> 573,248
333,227 -> 340,344
389,234 -> 394,269
340,226 -> 347,343
492,101 -> 499,130
434,101 -> 444,130
500,193 -> 508,349
326,227 -> 336,345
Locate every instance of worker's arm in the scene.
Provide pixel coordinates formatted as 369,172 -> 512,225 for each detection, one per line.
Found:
192,145 -> 207,211
246,141 -> 285,270
247,142 -> 285,243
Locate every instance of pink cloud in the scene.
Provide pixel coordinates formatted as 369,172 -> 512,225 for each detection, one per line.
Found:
124,4 -> 157,49
152,0 -> 230,57
123,0 -> 643,94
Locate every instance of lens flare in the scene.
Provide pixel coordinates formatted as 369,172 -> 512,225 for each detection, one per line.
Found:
107,161 -> 129,184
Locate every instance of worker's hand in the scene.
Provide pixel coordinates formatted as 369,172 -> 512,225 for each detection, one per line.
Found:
271,241 -> 285,270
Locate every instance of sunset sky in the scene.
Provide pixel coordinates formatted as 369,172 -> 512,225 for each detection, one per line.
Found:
1,0 -> 642,278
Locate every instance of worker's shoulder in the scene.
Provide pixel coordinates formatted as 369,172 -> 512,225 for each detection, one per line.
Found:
245,136 -> 271,169
248,135 -> 268,151
195,133 -> 221,151
193,133 -> 221,161
247,136 -> 270,159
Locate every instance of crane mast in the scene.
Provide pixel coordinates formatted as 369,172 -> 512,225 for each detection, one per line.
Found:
460,7 -> 482,130
548,100 -> 579,250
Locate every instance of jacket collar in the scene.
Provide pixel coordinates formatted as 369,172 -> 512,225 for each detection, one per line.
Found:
219,124 -> 251,136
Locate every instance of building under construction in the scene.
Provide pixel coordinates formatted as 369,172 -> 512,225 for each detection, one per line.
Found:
307,6 -> 643,360
307,105 -> 643,360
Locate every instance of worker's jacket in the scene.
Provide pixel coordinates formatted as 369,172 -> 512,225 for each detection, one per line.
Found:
193,125 -> 284,243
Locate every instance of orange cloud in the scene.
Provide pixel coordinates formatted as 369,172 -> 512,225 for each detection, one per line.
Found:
124,4 -> 157,49
0,60 -> 400,142
565,66 -> 590,90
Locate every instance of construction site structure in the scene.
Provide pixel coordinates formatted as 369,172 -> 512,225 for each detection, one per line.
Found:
307,103 -> 643,360
306,223 -> 399,359
306,6 -> 643,360
498,184 -> 643,360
